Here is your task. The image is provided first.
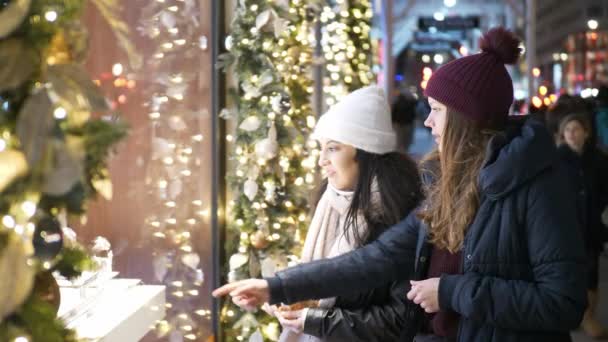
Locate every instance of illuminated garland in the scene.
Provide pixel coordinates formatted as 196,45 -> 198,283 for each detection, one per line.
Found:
320,0 -> 374,108
218,0 -> 317,340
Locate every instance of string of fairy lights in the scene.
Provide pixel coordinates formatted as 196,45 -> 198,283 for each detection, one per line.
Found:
138,0 -> 211,340
320,0 -> 374,109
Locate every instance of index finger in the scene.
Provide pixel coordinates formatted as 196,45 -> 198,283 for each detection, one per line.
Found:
212,282 -> 241,297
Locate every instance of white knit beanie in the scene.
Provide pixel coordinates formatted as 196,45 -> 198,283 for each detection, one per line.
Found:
311,86 -> 397,154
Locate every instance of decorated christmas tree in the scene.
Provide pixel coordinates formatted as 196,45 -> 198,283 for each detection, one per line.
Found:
0,0 -> 127,340
218,0 -> 318,340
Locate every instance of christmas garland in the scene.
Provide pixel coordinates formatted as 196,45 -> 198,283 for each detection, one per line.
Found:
218,0 -> 318,340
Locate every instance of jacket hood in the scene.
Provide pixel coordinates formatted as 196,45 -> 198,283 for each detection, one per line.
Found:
479,118 -> 557,199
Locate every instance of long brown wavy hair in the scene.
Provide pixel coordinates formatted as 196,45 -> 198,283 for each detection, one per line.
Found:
419,109 -> 500,253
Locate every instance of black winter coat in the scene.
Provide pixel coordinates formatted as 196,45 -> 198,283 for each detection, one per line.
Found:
300,152 -> 423,341
267,120 -> 587,342
557,144 -> 608,251
303,280 -> 409,341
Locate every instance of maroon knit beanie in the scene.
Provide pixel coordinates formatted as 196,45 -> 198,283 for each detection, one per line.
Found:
424,27 -> 522,124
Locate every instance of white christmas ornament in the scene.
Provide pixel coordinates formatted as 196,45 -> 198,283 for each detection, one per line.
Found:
254,9 -> 288,38
153,253 -> 169,282
261,255 -> 288,278
168,115 -> 187,131
228,270 -> 238,283
255,10 -> 272,30
160,11 -> 177,30
181,253 -> 200,270
92,236 -> 111,252
199,35 -> 208,50
62,227 -> 77,243
151,138 -> 173,160
195,269 -> 204,284
254,123 -> 278,160
273,17 -> 289,38
169,179 -> 183,199
224,35 -> 233,51
244,179 -> 258,201
239,116 -> 261,132
258,70 -> 274,88
264,181 -> 277,201
270,95 -> 283,113
167,84 -> 188,99
229,253 -> 248,270
247,165 -> 260,181
219,108 -> 235,120
242,81 -> 262,98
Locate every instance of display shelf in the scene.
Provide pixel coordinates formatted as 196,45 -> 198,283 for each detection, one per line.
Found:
58,278 -> 165,341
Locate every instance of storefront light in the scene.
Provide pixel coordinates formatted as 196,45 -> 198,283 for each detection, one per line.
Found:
433,12 -> 445,21
588,19 -> 599,30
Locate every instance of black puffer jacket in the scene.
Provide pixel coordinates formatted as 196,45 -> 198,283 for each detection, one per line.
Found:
267,120 -> 587,342
303,279 -> 409,341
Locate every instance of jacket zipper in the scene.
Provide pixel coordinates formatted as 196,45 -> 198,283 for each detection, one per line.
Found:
456,232 -> 469,342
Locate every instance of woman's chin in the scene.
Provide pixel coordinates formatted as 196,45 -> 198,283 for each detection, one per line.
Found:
328,179 -> 343,190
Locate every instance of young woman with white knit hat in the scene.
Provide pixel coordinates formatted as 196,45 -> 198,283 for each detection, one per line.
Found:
259,85 -> 424,341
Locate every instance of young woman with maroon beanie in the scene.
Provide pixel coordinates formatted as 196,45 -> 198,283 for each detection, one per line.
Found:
214,27 -> 587,342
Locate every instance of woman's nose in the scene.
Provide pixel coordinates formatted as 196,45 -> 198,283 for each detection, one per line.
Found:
424,116 -> 433,128
318,155 -> 327,167
318,151 -> 328,167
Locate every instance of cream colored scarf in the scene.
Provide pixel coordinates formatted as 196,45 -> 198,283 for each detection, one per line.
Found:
279,184 -> 369,342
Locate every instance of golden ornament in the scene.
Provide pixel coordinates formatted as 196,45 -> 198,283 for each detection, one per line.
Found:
0,231 -> 36,321
0,149 -> 28,192
16,89 -> 55,165
249,230 -> 269,249
33,271 -> 61,314
92,177 -> 113,200
0,38 -> 37,92
42,139 -> 84,196
47,32 -> 72,65
0,0 -> 31,39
